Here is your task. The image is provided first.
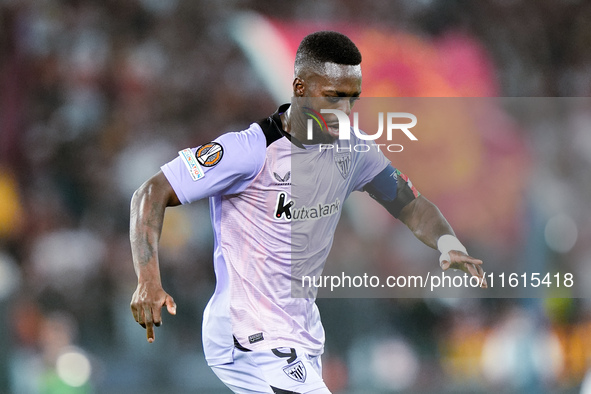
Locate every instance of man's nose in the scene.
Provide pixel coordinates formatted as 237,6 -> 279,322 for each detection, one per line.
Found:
336,98 -> 352,116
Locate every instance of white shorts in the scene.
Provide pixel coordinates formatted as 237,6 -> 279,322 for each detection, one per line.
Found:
210,347 -> 331,394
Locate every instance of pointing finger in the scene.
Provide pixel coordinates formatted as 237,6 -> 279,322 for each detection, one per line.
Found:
144,306 -> 155,342
146,321 -> 155,343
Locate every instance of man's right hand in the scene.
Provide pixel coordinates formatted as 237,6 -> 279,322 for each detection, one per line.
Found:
130,282 -> 177,343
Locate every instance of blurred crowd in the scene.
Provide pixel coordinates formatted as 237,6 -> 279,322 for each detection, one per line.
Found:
1,0 -> 591,393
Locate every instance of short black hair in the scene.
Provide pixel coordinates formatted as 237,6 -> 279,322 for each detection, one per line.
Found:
294,31 -> 362,76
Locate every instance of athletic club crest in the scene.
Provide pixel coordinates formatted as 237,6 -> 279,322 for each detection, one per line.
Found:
334,150 -> 351,179
283,361 -> 307,383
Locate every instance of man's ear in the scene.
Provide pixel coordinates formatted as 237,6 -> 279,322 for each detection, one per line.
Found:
293,77 -> 305,97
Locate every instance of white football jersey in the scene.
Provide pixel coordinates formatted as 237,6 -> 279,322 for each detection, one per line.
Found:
161,104 -> 389,366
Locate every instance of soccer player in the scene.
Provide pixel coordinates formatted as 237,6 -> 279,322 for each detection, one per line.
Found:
130,31 -> 486,393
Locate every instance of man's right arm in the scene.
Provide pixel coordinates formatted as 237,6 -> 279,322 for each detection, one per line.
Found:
129,170 -> 180,343
129,128 -> 266,341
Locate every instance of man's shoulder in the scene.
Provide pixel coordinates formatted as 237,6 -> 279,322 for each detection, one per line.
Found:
209,122 -> 272,177
215,122 -> 266,152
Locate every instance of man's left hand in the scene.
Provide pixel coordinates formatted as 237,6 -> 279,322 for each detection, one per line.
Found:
440,250 -> 488,288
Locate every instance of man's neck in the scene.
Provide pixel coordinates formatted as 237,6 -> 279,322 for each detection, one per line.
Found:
280,105 -> 291,134
281,105 -> 308,142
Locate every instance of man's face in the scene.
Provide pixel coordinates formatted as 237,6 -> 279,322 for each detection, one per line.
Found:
293,62 -> 362,143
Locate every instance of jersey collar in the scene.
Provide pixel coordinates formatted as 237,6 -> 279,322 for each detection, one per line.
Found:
271,104 -> 306,149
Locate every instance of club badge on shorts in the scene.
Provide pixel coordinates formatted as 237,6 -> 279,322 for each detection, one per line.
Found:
197,142 -> 224,167
283,361 -> 307,383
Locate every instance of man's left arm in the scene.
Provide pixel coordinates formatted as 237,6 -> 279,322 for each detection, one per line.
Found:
364,164 -> 487,287
398,196 -> 486,286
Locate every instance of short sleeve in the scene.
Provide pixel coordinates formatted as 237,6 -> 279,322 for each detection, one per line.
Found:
161,124 -> 266,204
351,139 -> 391,192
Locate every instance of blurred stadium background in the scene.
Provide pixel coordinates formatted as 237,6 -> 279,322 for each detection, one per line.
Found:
1,0 -> 591,393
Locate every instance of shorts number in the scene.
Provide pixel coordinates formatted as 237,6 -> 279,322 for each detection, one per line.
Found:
272,348 -> 297,364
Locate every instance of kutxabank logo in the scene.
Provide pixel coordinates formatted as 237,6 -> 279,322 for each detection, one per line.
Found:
274,193 -> 340,222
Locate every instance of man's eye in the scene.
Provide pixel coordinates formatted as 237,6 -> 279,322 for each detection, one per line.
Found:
326,96 -> 341,103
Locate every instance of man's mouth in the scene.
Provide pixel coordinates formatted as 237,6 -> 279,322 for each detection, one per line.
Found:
326,123 -> 340,137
